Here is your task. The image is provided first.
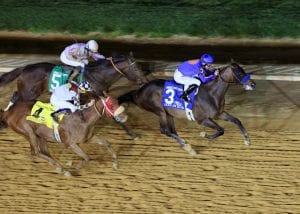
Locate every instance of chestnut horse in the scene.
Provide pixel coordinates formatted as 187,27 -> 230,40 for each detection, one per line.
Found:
0,92 -> 128,176
118,62 -> 256,155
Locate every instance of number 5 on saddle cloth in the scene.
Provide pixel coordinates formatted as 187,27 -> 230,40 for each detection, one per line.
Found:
48,65 -> 83,92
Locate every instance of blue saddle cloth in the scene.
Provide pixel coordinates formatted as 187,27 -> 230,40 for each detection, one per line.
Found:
162,80 -> 196,111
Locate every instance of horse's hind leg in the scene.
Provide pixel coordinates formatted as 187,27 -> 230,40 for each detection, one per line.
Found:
24,131 -> 67,174
36,137 -> 70,175
17,78 -> 42,101
160,114 -> 196,156
218,111 -> 250,146
199,118 -> 224,141
4,91 -> 19,111
89,136 -> 118,170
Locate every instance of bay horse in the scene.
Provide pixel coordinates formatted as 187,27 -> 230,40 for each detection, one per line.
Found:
0,53 -> 148,138
0,52 -> 148,101
118,62 -> 256,155
0,92 -> 128,176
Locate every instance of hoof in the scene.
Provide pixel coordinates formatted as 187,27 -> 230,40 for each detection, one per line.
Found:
64,171 -> 72,177
66,160 -> 73,167
182,144 -> 197,156
55,167 -> 64,173
133,135 -> 140,141
244,140 -> 251,146
112,162 -> 119,170
199,132 -> 206,138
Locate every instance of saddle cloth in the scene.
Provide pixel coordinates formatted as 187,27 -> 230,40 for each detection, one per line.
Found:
48,65 -> 72,92
26,101 -> 64,129
162,80 -> 196,111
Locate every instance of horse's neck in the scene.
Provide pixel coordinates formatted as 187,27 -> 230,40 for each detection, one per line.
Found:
204,77 -> 230,100
86,61 -> 123,85
79,104 -> 100,126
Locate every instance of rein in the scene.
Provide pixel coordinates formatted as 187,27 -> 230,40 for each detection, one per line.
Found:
108,58 -> 136,76
90,97 -> 113,118
78,97 -> 111,118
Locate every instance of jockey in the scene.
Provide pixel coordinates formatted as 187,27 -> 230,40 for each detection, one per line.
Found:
50,80 -> 92,122
174,53 -> 219,102
60,40 -> 106,81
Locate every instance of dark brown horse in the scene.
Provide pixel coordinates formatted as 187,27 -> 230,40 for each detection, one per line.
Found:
0,92 -> 128,176
118,62 -> 256,155
0,53 -> 148,138
0,53 -> 148,102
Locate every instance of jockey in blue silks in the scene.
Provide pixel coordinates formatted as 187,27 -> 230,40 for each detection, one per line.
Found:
174,53 -> 219,102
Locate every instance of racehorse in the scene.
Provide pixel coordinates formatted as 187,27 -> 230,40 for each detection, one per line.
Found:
0,52 -> 148,102
0,92 -> 128,176
0,52 -> 148,138
118,62 -> 256,155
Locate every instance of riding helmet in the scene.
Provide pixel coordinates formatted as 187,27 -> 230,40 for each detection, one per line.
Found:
200,53 -> 214,64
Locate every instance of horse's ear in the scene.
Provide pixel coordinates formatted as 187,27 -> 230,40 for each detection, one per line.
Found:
129,51 -> 134,57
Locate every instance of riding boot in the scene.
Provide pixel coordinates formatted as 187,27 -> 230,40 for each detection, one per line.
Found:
180,84 -> 198,102
69,67 -> 81,82
51,108 -> 71,123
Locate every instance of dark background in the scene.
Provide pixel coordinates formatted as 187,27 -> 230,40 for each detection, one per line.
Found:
1,37 -> 299,64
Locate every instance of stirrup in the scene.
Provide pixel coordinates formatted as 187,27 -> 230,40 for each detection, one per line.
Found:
51,112 -> 59,123
180,93 -> 190,102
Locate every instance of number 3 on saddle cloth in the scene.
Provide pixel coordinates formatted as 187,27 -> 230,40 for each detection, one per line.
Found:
162,80 -> 197,121
48,65 -> 83,92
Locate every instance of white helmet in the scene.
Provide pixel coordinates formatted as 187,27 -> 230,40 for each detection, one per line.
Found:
85,40 -> 99,53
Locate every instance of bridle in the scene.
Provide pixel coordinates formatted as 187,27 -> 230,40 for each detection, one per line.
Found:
108,57 -> 137,77
93,96 -> 121,118
218,64 -> 251,85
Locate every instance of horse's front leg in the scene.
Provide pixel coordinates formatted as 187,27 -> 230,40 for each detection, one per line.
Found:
89,136 -> 118,170
67,143 -> 91,170
116,120 -> 139,140
199,118 -> 224,141
218,111 -> 250,146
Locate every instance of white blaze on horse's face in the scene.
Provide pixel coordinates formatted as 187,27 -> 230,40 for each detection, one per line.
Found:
243,80 -> 256,91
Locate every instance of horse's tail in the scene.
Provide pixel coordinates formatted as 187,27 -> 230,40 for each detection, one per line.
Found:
118,90 -> 138,105
0,67 -> 24,87
0,109 -> 8,129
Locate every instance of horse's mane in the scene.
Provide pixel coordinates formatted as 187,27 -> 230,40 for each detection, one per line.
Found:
112,54 -> 127,63
79,91 -> 99,105
87,54 -> 128,69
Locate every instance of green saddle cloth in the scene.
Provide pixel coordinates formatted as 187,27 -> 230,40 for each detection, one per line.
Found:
48,66 -> 84,92
48,65 -> 72,92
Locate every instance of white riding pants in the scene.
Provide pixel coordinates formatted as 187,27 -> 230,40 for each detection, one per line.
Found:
50,95 -> 78,113
174,69 -> 201,90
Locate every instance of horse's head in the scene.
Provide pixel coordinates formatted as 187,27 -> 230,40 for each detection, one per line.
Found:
93,92 -> 128,123
110,52 -> 149,85
219,62 -> 256,90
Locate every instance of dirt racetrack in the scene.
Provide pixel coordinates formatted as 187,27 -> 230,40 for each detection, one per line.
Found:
0,76 -> 299,213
